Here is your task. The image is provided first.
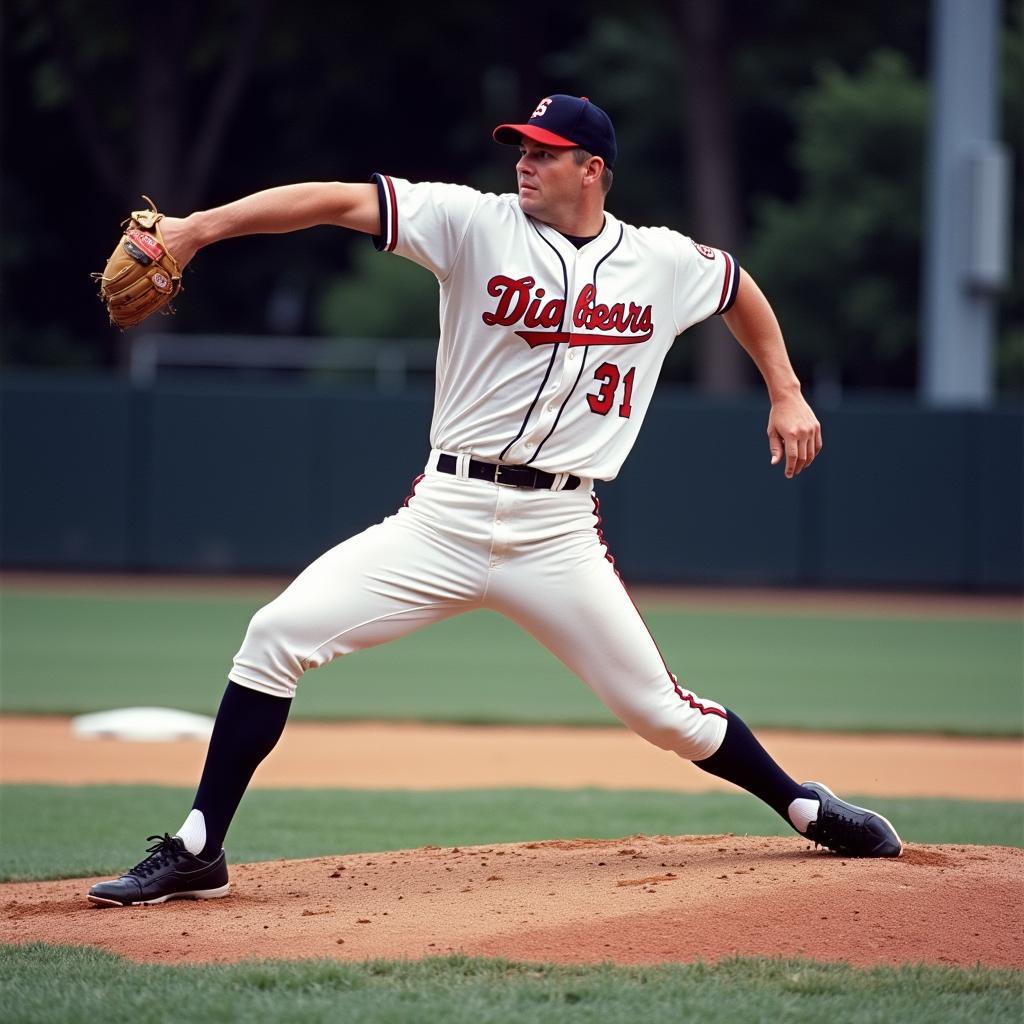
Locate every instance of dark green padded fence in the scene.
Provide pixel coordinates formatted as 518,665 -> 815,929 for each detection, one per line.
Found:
2,372 -> 1020,588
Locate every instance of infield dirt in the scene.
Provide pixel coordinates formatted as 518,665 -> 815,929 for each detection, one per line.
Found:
2,715 -> 1022,968
3,716 -> 1022,799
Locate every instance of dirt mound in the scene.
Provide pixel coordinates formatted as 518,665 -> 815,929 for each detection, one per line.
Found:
3,835 -> 1021,968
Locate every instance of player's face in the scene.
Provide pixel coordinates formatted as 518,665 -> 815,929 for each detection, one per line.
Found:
515,140 -> 586,223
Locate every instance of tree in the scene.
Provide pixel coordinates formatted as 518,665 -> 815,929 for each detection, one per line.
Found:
18,0 -> 271,212
744,52 -> 928,392
4,0 -> 272,364
1,1 -> 588,366
316,245 -> 439,340
674,0 -> 747,395
996,5 -> 1024,393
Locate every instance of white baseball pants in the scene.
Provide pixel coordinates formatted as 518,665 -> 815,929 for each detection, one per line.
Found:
230,452 -> 728,762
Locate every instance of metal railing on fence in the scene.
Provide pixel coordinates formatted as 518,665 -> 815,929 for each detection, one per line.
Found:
130,334 -> 437,393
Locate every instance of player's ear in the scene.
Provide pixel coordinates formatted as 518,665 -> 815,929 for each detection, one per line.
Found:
583,156 -> 605,188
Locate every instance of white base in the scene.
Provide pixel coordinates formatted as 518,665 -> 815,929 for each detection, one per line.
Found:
72,707 -> 215,742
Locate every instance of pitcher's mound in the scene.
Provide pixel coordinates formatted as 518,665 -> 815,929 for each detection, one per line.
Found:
3,835 -> 1021,968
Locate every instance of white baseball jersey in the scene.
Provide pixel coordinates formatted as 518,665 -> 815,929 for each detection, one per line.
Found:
372,174 -> 740,481
229,173 -> 738,769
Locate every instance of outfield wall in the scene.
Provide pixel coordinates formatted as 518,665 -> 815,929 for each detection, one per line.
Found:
2,372 -> 1020,589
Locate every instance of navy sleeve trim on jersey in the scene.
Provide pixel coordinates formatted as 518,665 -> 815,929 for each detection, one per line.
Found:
370,173 -> 398,252
715,252 -> 740,315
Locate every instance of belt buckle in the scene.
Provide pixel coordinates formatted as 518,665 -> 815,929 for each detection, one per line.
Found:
493,464 -> 517,487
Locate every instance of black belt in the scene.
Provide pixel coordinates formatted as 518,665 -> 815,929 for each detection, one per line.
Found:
436,453 -> 580,491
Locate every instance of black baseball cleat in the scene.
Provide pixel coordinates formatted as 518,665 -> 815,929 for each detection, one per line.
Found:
87,833 -> 230,907
802,781 -> 903,858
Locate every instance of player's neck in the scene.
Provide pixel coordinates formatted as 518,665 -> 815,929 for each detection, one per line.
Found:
536,203 -> 605,239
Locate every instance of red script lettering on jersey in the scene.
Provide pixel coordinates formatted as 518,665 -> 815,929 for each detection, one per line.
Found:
482,275 -> 654,348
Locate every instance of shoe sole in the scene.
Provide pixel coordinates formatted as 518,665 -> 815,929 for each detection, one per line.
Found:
87,883 -> 230,908
805,780 -> 903,857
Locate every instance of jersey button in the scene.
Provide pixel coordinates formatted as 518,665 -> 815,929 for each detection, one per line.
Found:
567,351 -> 577,361
525,442 -> 534,449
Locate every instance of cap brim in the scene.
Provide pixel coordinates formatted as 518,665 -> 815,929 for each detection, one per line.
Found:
492,123 -> 577,148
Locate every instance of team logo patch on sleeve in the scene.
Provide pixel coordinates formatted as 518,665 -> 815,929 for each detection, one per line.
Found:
692,241 -> 716,260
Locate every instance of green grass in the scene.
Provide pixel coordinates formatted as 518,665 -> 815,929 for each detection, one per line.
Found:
2,945 -> 1021,1024
4,586 -> 1021,1023
1,587 -> 1021,734
1,785 -> 1020,882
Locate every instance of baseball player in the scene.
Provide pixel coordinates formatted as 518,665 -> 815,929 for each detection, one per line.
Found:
88,95 -> 901,907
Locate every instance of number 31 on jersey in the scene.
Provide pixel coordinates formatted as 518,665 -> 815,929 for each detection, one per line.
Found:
588,361 -> 635,418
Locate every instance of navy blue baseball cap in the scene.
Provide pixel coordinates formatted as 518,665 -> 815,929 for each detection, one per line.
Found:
493,95 -> 617,170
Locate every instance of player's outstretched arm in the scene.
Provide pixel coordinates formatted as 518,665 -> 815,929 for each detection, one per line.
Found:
722,270 -> 822,478
156,182 -> 380,271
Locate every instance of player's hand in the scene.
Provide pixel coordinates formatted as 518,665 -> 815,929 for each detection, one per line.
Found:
154,215 -> 200,271
767,392 -> 822,479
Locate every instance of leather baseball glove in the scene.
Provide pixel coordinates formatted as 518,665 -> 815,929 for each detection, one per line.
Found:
93,196 -> 183,328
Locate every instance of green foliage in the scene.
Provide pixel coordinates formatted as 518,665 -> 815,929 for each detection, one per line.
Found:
997,7 -> 1024,392
1,586 -> 1020,734
998,327 -> 1024,392
3,945 -> 1022,1024
1,785 -> 1021,882
746,52 -> 927,384
315,245 -> 440,339
5,0 -> 1018,395
544,13 -> 685,229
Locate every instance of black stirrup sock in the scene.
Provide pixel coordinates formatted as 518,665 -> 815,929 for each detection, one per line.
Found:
192,680 -> 292,860
693,709 -> 817,823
